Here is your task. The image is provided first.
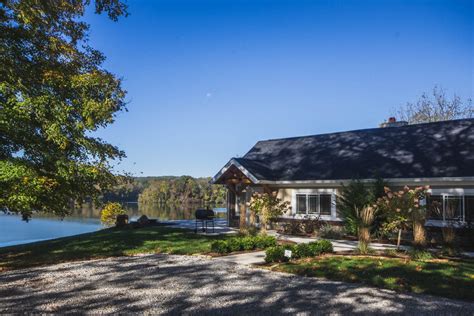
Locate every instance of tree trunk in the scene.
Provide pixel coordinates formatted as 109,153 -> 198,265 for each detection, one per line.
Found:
412,220 -> 426,248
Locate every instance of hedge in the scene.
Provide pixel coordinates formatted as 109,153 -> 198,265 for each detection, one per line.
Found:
211,235 -> 277,254
264,239 -> 333,263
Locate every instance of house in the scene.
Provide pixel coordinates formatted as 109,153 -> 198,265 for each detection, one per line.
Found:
211,118 -> 474,229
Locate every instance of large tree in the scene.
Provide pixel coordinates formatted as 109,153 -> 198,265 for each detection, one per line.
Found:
0,0 -> 128,220
396,86 -> 473,124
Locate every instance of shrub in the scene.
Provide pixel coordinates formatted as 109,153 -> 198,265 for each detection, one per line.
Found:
317,239 -> 333,253
241,237 -> 256,250
440,246 -> 459,257
265,246 -> 288,263
307,242 -> 322,256
228,238 -> 243,252
384,249 -> 400,257
211,240 -> 229,254
293,243 -> 313,258
249,192 -> 291,233
356,243 -> 375,255
211,235 -> 277,254
409,249 -> 433,261
255,235 -> 277,249
100,202 -> 126,227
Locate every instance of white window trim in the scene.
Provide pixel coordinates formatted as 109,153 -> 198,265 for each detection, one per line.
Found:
425,188 -> 474,227
288,189 -> 340,221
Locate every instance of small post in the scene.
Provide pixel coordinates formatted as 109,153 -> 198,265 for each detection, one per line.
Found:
397,229 -> 402,250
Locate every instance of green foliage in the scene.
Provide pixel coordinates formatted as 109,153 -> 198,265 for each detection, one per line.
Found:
409,249 -> 433,261
378,185 -> 431,248
317,239 -> 334,253
227,238 -> 242,252
241,237 -> 257,250
264,246 -> 288,263
440,246 -> 460,257
210,235 -> 276,254
383,249 -> 405,257
254,235 -> 277,248
272,256 -> 474,301
293,243 -> 313,258
338,180 -> 379,236
339,179 -> 385,251
100,202 -> 126,227
264,240 -> 333,263
210,240 -> 229,254
356,243 -> 375,255
138,176 -> 226,205
249,192 -> 291,232
0,0 -> 128,219
0,226 -> 231,271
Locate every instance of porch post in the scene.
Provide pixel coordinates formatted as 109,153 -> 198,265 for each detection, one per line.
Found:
226,185 -> 237,227
239,194 -> 246,231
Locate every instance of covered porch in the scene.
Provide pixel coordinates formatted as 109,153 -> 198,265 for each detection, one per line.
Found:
211,159 -> 270,229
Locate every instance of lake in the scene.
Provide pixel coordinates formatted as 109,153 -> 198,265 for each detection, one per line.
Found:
0,203 -> 226,248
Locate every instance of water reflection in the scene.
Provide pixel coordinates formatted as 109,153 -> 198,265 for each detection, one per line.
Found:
69,202 -> 226,221
0,203 -> 226,248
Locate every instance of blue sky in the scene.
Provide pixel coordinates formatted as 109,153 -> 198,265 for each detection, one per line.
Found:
86,0 -> 473,177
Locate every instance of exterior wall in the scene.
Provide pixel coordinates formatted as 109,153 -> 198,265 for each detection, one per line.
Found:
224,181 -> 474,227
224,182 -> 474,228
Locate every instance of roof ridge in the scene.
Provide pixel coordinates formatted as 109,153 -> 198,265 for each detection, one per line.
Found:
256,118 -> 474,143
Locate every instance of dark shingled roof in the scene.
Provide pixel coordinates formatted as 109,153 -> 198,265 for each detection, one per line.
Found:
232,119 -> 474,181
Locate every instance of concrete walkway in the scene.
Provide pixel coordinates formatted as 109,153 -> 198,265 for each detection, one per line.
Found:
216,251 -> 267,265
275,233 -> 409,251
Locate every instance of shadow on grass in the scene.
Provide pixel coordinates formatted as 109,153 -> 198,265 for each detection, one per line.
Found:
0,226 -> 227,270
273,255 -> 474,301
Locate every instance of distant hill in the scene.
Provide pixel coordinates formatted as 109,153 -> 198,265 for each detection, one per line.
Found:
102,176 -> 226,205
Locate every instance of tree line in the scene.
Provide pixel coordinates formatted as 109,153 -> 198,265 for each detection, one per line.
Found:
103,176 -> 226,205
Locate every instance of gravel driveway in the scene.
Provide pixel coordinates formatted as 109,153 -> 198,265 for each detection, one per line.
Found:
0,254 -> 472,314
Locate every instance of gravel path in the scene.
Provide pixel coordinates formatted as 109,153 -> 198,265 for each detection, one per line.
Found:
0,254 -> 473,314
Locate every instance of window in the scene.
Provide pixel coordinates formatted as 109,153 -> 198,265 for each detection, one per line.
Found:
295,193 -> 333,216
308,195 -> 318,214
427,193 -> 473,223
296,194 -> 307,214
465,196 -> 474,223
445,196 -> 462,221
320,194 -> 332,215
427,195 -> 443,220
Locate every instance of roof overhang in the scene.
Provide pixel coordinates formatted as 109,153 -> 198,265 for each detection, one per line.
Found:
211,159 -> 260,185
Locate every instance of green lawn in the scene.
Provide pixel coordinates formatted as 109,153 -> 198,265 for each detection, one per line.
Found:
0,226 -> 229,271
270,255 -> 474,301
